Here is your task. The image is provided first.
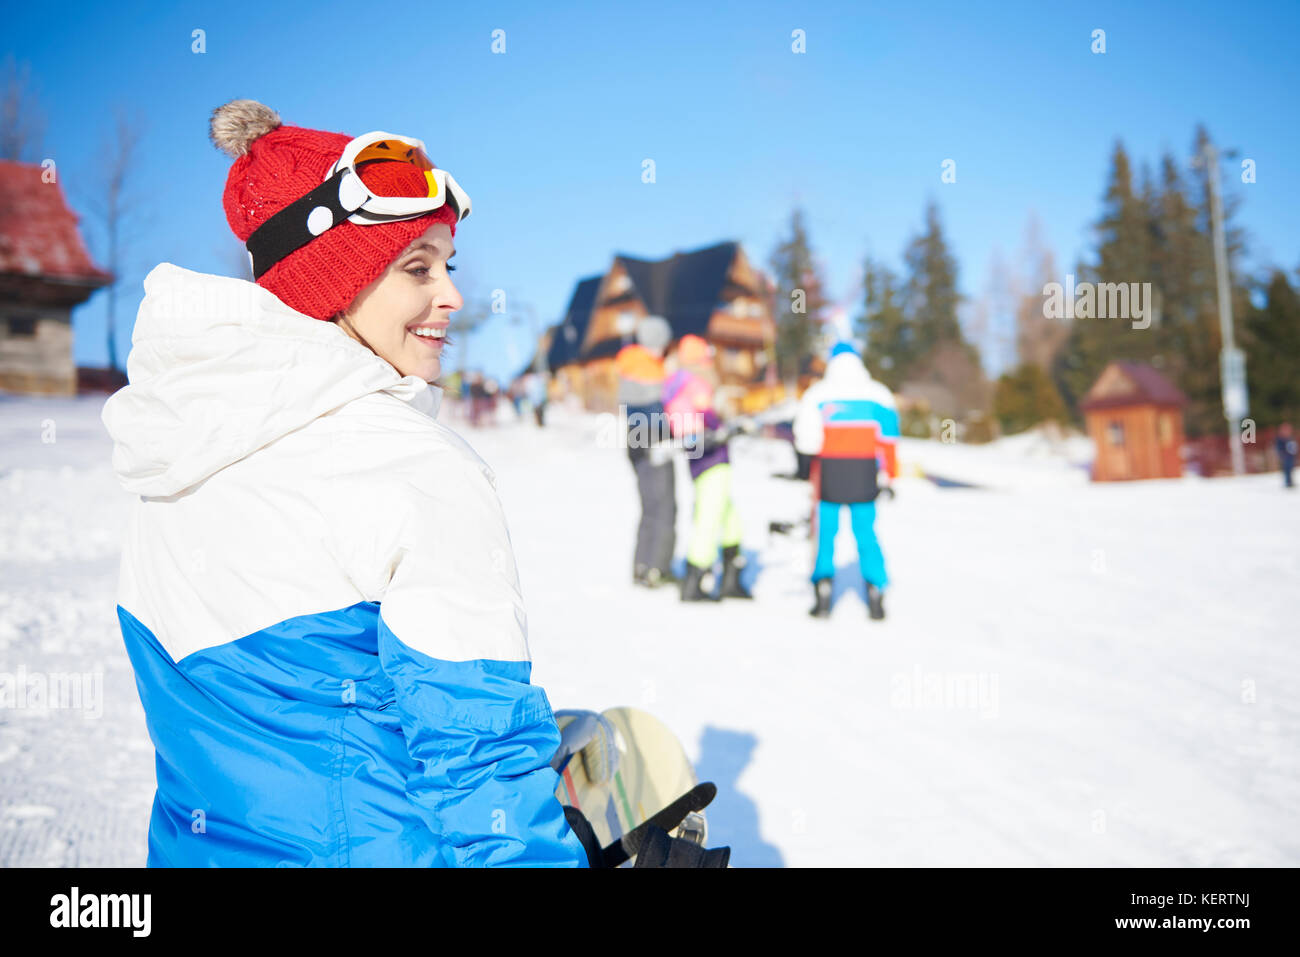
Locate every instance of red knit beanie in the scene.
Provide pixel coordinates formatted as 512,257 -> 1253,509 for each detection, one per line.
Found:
210,100 -> 460,320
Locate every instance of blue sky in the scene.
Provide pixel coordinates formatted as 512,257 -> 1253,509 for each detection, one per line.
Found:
6,0 -> 1298,381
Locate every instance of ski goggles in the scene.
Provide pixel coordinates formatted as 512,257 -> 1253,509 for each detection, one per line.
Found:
245,131 -> 471,280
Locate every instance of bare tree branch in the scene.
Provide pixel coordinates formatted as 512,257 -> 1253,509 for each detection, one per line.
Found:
83,107 -> 148,372
0,55 -> 46,162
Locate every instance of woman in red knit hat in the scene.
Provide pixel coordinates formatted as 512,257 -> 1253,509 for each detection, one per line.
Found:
100,100 -> 585,867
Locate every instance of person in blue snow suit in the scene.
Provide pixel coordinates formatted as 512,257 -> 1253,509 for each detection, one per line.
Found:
1277,422 -> 1296,489
792,341 -> 900,621
99,99 -> 585,867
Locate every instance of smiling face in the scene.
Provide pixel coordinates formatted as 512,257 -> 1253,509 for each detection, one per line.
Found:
332,222 -> 461,382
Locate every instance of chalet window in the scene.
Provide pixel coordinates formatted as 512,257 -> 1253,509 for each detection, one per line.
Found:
1158,413 -> 1173,445
1107,421 -> 1125,447
7,315 -> 38,337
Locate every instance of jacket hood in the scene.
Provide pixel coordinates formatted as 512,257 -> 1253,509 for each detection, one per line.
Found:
101,263 -> 442,498
823,350 -> 873,386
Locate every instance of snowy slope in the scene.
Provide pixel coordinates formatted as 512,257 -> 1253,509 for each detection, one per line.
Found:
2,393 -> 1297,867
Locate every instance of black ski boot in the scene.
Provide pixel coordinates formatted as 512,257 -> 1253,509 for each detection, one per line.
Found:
717,546 -> 753,599
809,578 -> 833,618
643,566 -> 679,589
866,583 -> 885,621
680,563 -> 720,602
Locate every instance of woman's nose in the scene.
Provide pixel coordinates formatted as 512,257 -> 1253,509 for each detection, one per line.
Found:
436,277 -> 463,313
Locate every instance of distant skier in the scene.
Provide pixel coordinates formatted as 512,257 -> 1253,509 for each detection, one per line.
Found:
663,334 -> 753,601
527,371 -> 549,427
792,341 -> 899,621
1278,422 -> 1297,489
615,316 -> 677,587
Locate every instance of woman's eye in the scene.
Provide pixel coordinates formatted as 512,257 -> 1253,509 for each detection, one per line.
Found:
406,264 -> 454,277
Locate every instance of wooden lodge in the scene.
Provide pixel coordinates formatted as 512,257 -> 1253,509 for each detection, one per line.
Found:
545,241 -> 777,414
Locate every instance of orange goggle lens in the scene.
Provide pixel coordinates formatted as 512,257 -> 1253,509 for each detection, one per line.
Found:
354,139 -> 442,201
353,139 -> 434,170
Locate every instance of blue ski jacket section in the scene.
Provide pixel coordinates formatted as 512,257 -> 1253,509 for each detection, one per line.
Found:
119,600 -> 583,867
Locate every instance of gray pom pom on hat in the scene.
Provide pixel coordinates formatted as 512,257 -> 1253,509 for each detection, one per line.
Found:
209,99 -> 282,158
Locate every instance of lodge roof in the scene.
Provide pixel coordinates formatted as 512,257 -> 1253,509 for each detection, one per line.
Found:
1080,360 -> 1188,412
584,241 -> 742,357
546,275 -> 602,370
612,240 -> 740,338
0,160 -> 112,285
550,240 -> 762,368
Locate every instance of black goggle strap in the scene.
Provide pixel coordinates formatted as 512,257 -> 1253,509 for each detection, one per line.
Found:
245,168 -> 363,280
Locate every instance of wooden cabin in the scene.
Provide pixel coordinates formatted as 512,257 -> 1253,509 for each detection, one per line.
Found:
1081,361 -> 1187,481
547,241 -> 776,414
0,161 -> 112,395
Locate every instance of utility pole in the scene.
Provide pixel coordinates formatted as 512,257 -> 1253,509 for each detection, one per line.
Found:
1202,139 -> 1248,475
510,302 -> 543,374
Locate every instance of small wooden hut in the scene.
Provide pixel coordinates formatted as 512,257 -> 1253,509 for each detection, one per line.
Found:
0,160 -> 112,395
1081,361 -> 1187,481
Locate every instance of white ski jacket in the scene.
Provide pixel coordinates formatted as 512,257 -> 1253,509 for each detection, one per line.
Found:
100,263 -> 584,867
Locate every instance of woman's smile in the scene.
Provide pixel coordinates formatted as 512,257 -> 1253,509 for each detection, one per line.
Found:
408,323 -> 449,351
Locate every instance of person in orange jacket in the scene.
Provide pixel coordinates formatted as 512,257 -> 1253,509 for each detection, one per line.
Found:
615,316 -> 677,587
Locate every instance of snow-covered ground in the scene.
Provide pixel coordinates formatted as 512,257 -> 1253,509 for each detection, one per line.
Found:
2,392 -> 1297,867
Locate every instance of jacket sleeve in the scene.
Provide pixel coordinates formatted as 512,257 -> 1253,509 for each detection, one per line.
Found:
792,384 -> 825,456
873,398 -> 901,479
348,443 -> 586,867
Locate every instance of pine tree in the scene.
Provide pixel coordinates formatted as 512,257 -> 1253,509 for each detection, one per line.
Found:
1056,142 -> 1159,417
769,208 -> 828,383
898,202 -> 985,419
902,201 -> 964,356
1242,268 -> 1300,428
856,257 -> 908,390
993,362 -> 1067,434
1152,149 -> 1220,436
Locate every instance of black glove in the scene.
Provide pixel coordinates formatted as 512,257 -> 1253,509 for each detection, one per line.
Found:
564,805 -> 606,869
633,825 -> 730,868
562,783 -> 730,868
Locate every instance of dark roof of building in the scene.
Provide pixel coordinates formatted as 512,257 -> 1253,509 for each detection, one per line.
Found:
0,160 -> 112,284
552,241 -> 761,367
547,275 -> 602,369
574,240 -> 745,362
1080,360 -> 1188,411
612,240 -> 740,340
